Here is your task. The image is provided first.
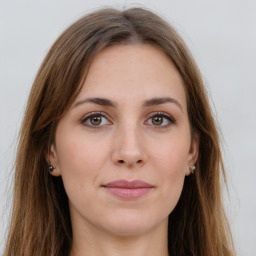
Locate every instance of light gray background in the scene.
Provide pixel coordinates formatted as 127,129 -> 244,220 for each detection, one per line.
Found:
1,0 -> 255,255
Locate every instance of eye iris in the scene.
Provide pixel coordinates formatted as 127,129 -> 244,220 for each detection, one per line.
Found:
90,116 -> 102,125
152,116 -> 163,125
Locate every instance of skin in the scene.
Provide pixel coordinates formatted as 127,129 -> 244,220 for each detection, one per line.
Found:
47,44 -> 198,256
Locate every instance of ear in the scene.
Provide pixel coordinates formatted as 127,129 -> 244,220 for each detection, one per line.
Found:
185,133 -> 199,176
45,144 -> 61,177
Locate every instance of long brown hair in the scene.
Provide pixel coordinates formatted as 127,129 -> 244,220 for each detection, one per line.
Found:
4,7 -> 236,256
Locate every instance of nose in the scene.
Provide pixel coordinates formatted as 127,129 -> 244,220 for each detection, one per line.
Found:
111,124 -> 147,168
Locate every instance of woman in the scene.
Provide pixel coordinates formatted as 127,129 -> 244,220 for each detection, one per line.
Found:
4,7 -> 236,256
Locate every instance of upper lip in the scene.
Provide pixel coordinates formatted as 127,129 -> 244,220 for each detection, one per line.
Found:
102,179 -> 154,188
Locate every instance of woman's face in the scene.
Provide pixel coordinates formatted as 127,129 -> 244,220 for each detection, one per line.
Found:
48,44 -> 198,237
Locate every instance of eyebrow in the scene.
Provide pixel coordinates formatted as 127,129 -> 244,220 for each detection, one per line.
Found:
73,97 -> 117,108
142,97 -> 183,112
73,96 -> 183,112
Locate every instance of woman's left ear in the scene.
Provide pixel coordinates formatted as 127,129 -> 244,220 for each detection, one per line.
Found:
185,134 -> 199,176
44,144 -> 61,177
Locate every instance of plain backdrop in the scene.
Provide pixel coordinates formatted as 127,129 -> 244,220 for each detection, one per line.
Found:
1,0 -> 255,255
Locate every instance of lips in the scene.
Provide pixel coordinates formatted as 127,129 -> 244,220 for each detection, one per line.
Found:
102,179 -> 154,199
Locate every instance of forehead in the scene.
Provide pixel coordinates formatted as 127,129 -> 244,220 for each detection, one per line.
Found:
77,44 -> 186,108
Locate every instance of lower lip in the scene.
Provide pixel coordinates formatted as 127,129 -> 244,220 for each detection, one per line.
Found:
103,187 -> 153,199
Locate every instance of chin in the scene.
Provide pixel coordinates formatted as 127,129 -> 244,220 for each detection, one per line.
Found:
100,209 -> 168,237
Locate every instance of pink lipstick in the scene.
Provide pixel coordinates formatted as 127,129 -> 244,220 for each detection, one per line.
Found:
102,179 -> 154,199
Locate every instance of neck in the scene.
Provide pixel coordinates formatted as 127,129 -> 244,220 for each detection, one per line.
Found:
70,219 -> 169,256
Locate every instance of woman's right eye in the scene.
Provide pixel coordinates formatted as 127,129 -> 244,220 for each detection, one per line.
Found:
81,112 -> 111,128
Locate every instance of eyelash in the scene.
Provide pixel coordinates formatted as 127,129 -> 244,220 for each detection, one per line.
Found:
81,112 -> 111,129
80,111 -> 176,129
145,112 -> 176,129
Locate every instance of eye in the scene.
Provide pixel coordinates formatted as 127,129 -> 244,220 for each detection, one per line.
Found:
81,112 -> 111,128
145,112 -> 175,128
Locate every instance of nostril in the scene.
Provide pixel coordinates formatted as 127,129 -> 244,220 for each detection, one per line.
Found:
116,159 -> 143,166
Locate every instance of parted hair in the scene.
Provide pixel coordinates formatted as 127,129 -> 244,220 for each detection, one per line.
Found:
4,7 -> 235,256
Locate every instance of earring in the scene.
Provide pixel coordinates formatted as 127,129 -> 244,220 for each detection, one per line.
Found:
48,165 -> 55,172
189,165 -> 195,174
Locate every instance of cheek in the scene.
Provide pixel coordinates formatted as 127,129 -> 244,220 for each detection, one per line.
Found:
152,135 -> 190,176
150,135 -> 190,208
54,129 -> 111,210
54,127 -> 111,202
55,128 -> 108,174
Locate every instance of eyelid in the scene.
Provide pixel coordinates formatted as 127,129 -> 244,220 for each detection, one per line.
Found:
144,111 -> 176,127
80,111 -> 112,128
80,111 -> 175,129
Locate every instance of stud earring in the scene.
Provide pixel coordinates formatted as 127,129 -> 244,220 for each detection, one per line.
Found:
48,165 -> 55,172
189,165 -> 195,174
